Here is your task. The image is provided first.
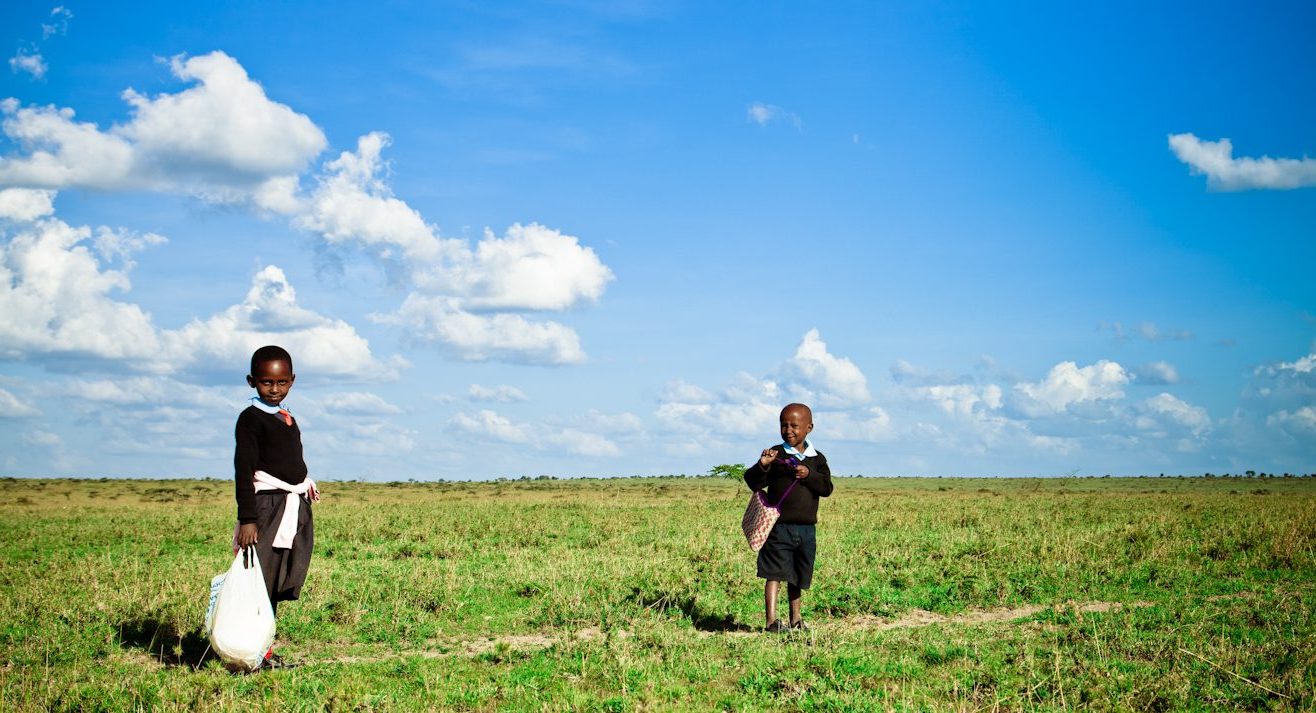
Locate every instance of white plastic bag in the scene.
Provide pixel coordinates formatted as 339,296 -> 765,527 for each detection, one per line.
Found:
204,549 -> 276,671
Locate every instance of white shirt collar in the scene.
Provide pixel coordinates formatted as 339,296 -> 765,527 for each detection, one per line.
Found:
249,397 -> 290,415
782,440 -> 817,458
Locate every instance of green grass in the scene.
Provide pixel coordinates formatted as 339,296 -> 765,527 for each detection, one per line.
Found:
1,475 -> 1313,711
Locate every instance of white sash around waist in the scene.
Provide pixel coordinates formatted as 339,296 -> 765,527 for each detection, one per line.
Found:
253,470 -> 318,549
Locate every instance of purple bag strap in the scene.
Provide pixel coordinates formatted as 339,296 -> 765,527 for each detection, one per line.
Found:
772,478 -> 801,508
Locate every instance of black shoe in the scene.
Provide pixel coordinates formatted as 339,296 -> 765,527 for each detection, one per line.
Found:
261,653 -> 298,669
789,619 -> 810,632
765,619 -> 789,633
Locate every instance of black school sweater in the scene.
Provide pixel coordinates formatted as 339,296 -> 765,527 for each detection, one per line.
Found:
234,405 -> 308,524
743,448 -> 833,524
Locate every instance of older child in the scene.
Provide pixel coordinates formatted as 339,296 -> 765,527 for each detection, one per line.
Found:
234,345 -> 319,669
743,403 -> 832,632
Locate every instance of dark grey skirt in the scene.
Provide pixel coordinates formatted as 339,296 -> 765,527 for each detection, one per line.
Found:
251,491 -> 314,603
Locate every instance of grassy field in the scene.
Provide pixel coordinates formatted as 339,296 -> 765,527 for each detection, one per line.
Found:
0,474 -> 1313,711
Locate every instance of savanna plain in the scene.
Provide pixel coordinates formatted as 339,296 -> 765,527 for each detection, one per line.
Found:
1,474 -> 1313,711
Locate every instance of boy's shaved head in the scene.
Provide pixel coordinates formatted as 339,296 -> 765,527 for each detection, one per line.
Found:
781,403 -> 813,423
250,345 -> 293,375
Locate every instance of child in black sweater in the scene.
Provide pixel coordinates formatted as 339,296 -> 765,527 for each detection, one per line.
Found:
234,345 -> 319,668
743,403 -> 833,632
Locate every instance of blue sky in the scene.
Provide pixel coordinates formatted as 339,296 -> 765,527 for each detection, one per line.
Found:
1,1 -> 1313,480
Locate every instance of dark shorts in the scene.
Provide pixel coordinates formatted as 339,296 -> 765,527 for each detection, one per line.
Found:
756,523 -> 816,589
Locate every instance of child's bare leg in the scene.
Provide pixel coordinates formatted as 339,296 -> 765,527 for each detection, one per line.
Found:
787,583 -> 803,625
764,580 -> 780,625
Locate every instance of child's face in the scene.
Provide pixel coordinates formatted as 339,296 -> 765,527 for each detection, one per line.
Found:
779,407 -> 813,449
247,359 -> 295,406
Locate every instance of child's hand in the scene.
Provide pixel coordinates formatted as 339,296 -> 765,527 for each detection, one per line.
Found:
794,464 -> 809,479
759,447 -> 779,469
236,523 -> 259,547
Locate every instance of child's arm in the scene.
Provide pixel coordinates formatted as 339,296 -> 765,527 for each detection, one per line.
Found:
233,411 -> 261,529
800,453 -> 834,497
743,447 -> 779,490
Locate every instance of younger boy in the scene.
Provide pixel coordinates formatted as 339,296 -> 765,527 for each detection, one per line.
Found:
744,403 -> 832,632
234,345 -> 319,669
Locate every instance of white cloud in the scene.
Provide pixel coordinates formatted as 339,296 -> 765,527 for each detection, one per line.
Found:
1014,360 -> 1128,416
448,409 -> 620,456
469,384 -> 528,402
654,330 -> 873,443
1169,133 -> 1316,191
777,329 -> 870,407
43,7 -> 73,39
443,223 -> 613,311
379,294 -> 585,365
913,383 -> 1003,417
1,51 -> 611,368
747,102 -> 801,129
450,409 -> 533,444
1278,354 -> 1315,374
295,132 -> 448,262
1136,392 -> 1211,438
1268,406 -> 1316,436
315,391 -> 403,415
0,388 -> 39,417
63,377 -> 231,409
316,420 -> 417,457
0,217 -> 396,378
122,53 -> 326,183
0,52 -> 326,197
1133,361 -> 1180,385
0,100 -> 137,189
166,265 -> 398,378
0,187 -> 55,221
824,407 -> 894,443
23,429 -> 61,447
0,218 -> 162,360
8,51 -> 47,80
659,380 -> 713,403
655,399 -> 778,439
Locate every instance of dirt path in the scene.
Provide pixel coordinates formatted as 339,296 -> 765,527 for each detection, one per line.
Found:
315,600 -> 1149,665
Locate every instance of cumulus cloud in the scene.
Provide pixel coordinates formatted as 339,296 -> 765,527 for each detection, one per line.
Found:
1014,360 -> 1128,416
1,51 -> 612,367
449,409 -> 620,456
747,102 -> 801,129
1135,392 -> 1211,438
0,218 -> 162,360
1133,361 -> 1180,385
913,383 -> 1004,417
8,51 -> 47,80
1268,407 -> 1316,436
655,330 -> 875,443
0,388 -> 40,417
315,391 -> 403,415
295,132 -> 447,262
378,294 -> 585,365
1169,133 -> 1316,191
824,407 -> 894,443
166,265 -> 398,377
0,187 -> 55,221
469,384 -> 528,403
0,215 -> 396,378
0,52 -> 326,197
777,329 -> 870,407
444,223 -> 613,311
